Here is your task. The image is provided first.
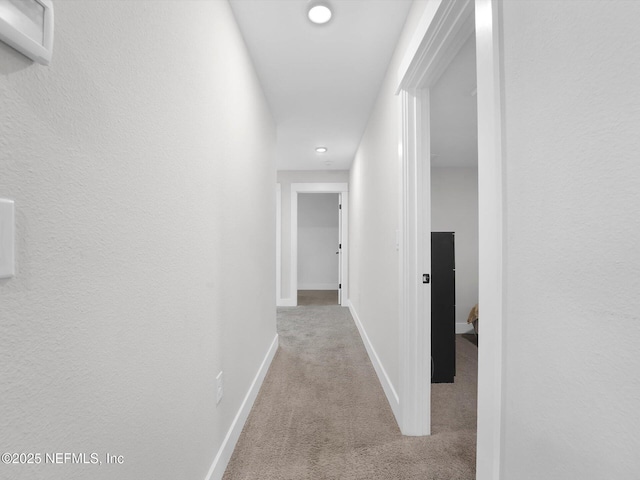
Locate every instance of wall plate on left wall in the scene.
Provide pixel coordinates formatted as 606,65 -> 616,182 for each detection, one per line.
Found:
0,199 -> 15,278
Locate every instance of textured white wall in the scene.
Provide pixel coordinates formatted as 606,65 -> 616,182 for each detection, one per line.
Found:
500,1 -> 640,479
276,170 -> 349,303
0,2 -> 275,480
431,167 -> 478,332
298,194 -> 339,290
349,0 -> 430,402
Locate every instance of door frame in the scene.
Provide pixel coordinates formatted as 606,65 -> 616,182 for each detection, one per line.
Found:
338,192 -> 343,305
396,0 -> 476,437
276,183 -> 282,303
396,1 -> 505,478
289,183 -> 349,307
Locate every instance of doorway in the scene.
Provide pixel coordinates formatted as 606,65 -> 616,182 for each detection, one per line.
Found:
429,29 -> 479,448
297,193 -> 341,306
397,0 -> 504,477
288,183 -> 349,307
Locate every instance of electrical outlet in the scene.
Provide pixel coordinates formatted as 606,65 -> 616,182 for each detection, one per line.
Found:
216,371 -> 223,405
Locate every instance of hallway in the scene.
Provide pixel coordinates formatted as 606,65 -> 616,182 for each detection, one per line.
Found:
2,2 -> 639,480
223,301 -> 477,479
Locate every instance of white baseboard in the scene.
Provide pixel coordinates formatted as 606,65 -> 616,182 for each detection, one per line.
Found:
277,298 -> 296,307
348,304 -> 401,423
298,283 -> 338,290
456,322 -> 475,334
204,334 -> 279,480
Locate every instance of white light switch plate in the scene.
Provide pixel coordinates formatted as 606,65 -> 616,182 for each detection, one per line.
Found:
216,371 -> 223,405
0,199 -> 15,278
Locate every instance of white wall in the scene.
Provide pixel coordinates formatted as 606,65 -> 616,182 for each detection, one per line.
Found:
349,1 -> 430,410
431,167 -> 478,333
298,194 -> 339,290
0,2 -> 276,480
277,170 -> 349,303
499,1 -> 640,479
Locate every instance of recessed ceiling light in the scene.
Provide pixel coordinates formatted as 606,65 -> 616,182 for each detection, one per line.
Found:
308,3 -> 332,25
315,146 -> 328,153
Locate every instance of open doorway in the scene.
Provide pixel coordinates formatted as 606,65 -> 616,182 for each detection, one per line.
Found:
397,0 -> 504,475
297,193 -> 340,306
429,28 -> 479,438
287,182 -> 349,307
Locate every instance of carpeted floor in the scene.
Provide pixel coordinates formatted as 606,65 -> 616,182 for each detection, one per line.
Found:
223,304 -> 477,480
298,290 -> 339,306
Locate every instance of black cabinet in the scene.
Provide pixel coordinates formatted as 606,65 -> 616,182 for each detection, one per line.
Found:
431,232 -> 456,383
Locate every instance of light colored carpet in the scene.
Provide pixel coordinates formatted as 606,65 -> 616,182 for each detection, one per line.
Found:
298,290 -> 339,306
223,305 -> 477,479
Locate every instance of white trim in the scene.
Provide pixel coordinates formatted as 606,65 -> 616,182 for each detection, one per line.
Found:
397,0 -> 474,94
338,192 -> 343,305
298,283 -> 339,291
398,0 -> 505,473
396,0 -> 475,438
204,334 -> 279,480
340,194 -> 348,307
474,0 -> 505,478
290,183 -> 349,307
398,88 -> 432,436
276,184 -> 282,304
349,303 -> 400,422
397,0 -> 441,91
456,323 -> 475,334
0,0 -> 54,65
278,298 -> 296,307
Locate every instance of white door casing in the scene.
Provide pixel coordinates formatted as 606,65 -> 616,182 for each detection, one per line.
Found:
289,183 -> 349,307
276,183 -> 282,303
338,193 -> 343,305
396,0 -> 505,478
474,1 -> 505,478
396,0 -> 475,438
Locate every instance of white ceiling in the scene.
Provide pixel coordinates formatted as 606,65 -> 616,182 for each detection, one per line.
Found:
229,0 -> 413,171
430,33 -> 478,167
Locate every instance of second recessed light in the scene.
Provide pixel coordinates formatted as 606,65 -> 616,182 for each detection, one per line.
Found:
315,146 -> 328,153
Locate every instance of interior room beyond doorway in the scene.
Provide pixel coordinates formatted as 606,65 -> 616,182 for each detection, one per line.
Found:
297,193 -> 340,306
